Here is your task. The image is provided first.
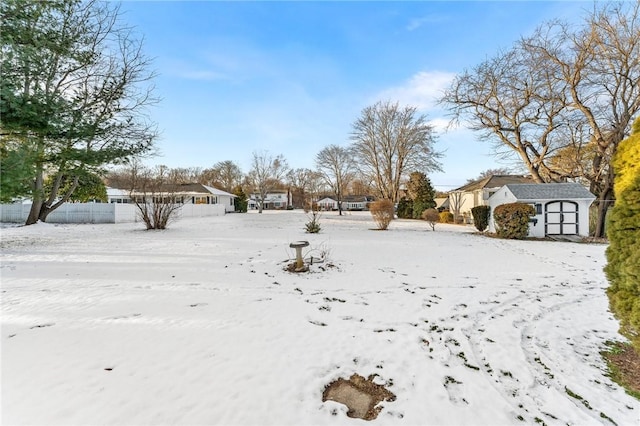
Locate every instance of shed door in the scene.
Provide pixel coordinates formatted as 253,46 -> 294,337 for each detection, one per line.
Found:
545,201 -> 578,235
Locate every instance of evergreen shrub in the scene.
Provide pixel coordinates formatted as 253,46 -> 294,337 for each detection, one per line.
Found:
370,199 -> 395,230
605,117 -> 640,352
471,205 -> 491,232
605,174 -> 640,351
233,185 -> 248,212
305,211 -> 322,233
493,203 -> 535,239
396,197 -> 413,219
440,211 -> 454,223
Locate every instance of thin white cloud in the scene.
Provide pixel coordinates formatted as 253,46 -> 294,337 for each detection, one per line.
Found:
406,14 -> 448,31
375,70 -> 456,112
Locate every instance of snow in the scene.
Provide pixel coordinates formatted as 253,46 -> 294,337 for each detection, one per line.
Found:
1,210 -> 638,425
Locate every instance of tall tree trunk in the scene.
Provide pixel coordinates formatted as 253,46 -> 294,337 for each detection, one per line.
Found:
593,168 -> 614,238
25,166 -> 44,225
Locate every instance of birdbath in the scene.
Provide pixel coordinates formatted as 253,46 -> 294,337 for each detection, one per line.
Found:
289,240 -> 309,271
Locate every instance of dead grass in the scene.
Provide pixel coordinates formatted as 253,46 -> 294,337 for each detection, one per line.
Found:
602,341 -> 640,400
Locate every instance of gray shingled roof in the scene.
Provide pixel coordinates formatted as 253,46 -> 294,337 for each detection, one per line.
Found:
453,175 -> 534,192
505,183 -> 595,200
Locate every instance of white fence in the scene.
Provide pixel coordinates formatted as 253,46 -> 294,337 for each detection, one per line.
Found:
0,203 -> 226,224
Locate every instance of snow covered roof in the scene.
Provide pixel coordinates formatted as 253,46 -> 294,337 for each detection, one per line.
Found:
202,185 -> 236,197
505,183 -> 595,201
106,187 -> 129,197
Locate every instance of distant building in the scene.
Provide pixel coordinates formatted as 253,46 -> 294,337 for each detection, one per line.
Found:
488,183 -> 596,237
449,175 -> 535,221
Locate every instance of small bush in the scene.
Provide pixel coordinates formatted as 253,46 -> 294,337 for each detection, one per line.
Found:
471,205 -> 491,232
493,203 -> 535,239
305,210 -> 321,233
422,208 -> 440,231
370,199 -> 395,230
440,211 -> 453,223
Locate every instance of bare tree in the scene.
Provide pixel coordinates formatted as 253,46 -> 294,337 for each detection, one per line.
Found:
116,162 -> 183,229
350,101 -> 442,202
167,167 -> 203,184
441,45 -> 570,184
287,168 -> 322,209
350,178 -> 374,196
526,2 -> 640,237
442,2 -> 640,237
200,161 -> 243,192
448,191 -> 466,224
247,150 -> 289,213
315,145 -> 355,215
465,168 -> 513,184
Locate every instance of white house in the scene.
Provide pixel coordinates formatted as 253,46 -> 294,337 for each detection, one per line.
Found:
342,195 -> 374,211
108,183 -> 237,213
107,187 -> 131,204
201,185 -> 236,213
488,183 -> 596,238
248,190 -> 291,210
317,197 -> 339,211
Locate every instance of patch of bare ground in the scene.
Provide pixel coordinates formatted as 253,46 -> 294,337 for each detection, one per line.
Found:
602,341 -> 640,400
323,373 -> 396,420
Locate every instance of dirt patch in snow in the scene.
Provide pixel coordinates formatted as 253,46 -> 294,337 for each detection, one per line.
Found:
602,342 -> 640,399
322,373 -> 395,420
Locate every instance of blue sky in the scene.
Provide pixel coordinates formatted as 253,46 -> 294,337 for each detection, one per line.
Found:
121,1 -> 590,190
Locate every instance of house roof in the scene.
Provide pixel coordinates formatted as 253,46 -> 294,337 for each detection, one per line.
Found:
168,183 -> 235,197
202,185 -> 236,197
504,183 -> 595,200
434,197 -> 450,209
106,187 -> 129,197
120,182 -> 236,197
343,195 -> 374,202
453,175 -> 534,192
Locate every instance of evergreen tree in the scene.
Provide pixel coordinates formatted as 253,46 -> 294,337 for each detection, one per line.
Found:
396,197 -> 413,219
605,117 -> 640,351
44,171 -> 107,203
0,139 -> 34,202
1,0 -> 158,224
233,185 -> 248,213
406,171 -> 436,219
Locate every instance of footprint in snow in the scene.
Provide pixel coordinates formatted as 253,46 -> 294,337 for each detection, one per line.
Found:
443,376 -> 468,405
30,323 -> 55,329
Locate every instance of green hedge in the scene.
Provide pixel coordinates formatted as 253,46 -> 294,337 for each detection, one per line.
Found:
493,203 -> 535,239
605,173 -> 640,352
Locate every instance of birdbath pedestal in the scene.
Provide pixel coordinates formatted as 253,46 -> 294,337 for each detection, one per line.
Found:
289,240 -> 310,271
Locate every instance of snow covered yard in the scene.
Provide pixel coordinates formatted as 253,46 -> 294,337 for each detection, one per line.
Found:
1,210 -> 638,425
